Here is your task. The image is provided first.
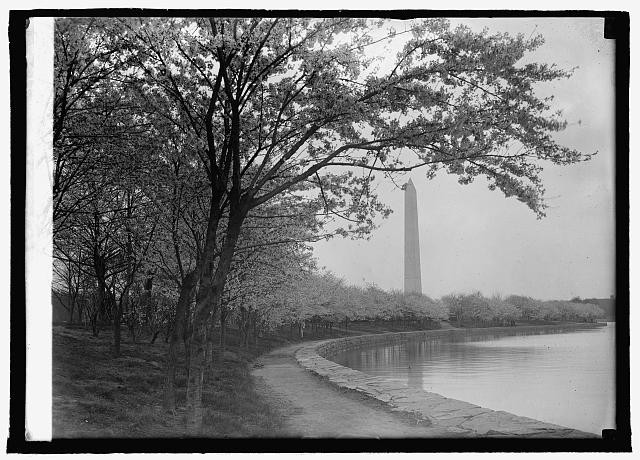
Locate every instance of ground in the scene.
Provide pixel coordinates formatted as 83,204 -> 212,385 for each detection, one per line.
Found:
52,325 -> 285,437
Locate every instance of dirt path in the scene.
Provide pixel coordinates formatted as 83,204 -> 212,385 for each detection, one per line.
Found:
251,343 -> 463,438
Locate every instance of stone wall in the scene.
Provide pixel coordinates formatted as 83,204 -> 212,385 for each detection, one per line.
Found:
295,324 -> 602,438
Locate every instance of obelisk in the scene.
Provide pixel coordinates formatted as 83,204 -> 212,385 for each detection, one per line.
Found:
404,179 -> 422,294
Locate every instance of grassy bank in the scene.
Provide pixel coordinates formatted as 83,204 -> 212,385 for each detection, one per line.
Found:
52,325 -> 290,438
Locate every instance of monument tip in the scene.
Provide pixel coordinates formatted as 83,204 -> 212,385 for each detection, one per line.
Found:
404,178 -> 415,190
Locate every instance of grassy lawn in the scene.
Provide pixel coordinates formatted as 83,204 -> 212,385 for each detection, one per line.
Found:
52,325 -> 286,438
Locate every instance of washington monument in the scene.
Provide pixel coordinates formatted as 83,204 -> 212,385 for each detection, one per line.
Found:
404,179 -> 422,294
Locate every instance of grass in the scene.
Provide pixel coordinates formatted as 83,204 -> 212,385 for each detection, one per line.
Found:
52,325 -> 286,438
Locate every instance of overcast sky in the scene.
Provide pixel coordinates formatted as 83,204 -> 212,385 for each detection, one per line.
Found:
312,17 -> 616,301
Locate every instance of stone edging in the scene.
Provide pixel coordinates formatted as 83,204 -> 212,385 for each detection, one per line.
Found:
294,325 -> 601,438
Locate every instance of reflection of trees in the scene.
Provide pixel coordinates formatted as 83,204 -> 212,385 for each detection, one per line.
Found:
332,327 -> 580,385
406,341 -> 424,388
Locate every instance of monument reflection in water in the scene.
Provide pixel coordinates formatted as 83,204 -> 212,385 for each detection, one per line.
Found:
332,324 -> 616,435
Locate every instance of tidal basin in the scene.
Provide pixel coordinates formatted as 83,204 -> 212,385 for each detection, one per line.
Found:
331,323 -> 615,435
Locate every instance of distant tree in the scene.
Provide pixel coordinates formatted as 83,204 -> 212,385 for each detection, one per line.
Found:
506,295 -> 542,321
442,294 -> 465,327
488,295 -> 519,326
577,302 -> 604,322
394,291 -> 448,324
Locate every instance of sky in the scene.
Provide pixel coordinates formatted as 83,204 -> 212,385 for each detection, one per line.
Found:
312,17 -> 616,301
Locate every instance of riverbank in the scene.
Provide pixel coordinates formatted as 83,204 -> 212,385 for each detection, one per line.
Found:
292,323 -> 603,438
52,321 -> 604,438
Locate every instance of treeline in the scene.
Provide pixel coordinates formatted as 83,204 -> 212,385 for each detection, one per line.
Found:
275,285 -> 605,333
52,271 -> 448,346
259,274 -> 448,338
443,292 -> 604,327
54,275 -> 605,347
571,296 -> 616,321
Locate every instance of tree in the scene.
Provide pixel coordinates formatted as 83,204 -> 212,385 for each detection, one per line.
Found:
488,294 -> 519,326
53,19 -> 137,235
65,17 -> 591,429
397,292 -> 448,325
507,294 -> 542,321
442,293 -> 465,326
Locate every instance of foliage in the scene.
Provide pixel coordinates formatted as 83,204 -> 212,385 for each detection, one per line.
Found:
264,273 -> 448,329
442,292 -> 604,326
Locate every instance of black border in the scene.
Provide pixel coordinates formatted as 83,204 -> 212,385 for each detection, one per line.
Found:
610,12 -> 631,450
8,9 -> 631,453
9,9 -> 27,454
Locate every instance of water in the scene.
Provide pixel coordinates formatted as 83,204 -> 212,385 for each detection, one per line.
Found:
331,324 -> 616,435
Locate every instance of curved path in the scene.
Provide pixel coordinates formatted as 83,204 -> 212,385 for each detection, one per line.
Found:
251,343 -> 467,438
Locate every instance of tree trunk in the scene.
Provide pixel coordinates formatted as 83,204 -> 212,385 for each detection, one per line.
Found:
186,211 -> 244,432
92,213 -> 107,337
205,311 -> 216,365
113,288 -> 127,357
164,271 -> 197,411
115,208 -> 135,358
68,296 -> 75,324
164,320 -> 171,343
205,334 -> 212,366
91,280 -> 106,338
219,308 -> 227,351
252,315 -> 259,347
90,310 -> 99,337
129,319 -> 137,344
186,318 -> 207,432
77,301 -> 83,326
113,299 -> 122,357
183,298 -> 192,381
239,307 -> 249,348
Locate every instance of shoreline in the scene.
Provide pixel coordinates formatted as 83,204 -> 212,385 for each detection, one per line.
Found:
294,322 -> 603,438
307,321 -> 605,359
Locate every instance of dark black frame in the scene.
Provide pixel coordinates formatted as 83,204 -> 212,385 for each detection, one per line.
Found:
8,9 -> 631,453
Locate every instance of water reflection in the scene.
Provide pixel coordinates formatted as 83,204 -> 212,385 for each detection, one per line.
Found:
332,324 -> 616,435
